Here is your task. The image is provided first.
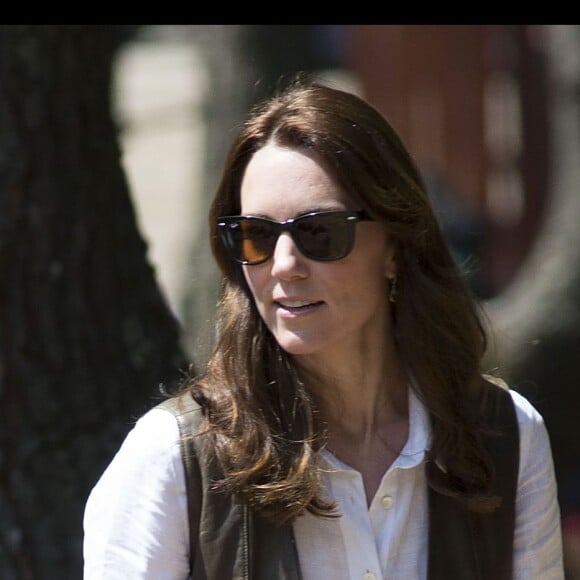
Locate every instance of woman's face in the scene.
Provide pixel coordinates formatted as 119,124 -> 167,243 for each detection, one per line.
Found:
239,144 -> 396,364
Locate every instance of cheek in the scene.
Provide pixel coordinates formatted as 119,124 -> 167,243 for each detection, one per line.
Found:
242,268 -> 267,308
361,266 -> 390,300
352,255 -> 392,306
333,261 -> 388,307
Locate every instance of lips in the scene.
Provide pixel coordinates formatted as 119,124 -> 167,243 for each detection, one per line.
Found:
274,298 -> 324,312
278,300 -> 317,308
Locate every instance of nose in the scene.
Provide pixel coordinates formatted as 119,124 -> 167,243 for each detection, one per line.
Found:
270,232 -> 308,280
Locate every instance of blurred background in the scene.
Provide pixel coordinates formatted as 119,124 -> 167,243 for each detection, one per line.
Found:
0,24 -> 579,578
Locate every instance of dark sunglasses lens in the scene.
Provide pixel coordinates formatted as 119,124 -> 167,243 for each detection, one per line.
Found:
222,218 -> 276,264
241,219 -> 277,263
295,214 -> 353,260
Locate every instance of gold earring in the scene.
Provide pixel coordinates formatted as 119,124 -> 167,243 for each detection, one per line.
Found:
389,276 -> 398,303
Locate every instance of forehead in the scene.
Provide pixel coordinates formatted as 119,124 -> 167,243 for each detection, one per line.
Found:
240,144 -> 351,217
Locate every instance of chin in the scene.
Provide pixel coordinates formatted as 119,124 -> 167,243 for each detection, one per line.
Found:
273,332 -> 326,357
280,344 -> 317,357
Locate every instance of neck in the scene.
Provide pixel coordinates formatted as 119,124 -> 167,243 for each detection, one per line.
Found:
296,336 -> 408,442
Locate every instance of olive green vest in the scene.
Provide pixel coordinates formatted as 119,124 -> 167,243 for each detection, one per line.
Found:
158,381 -> 518,580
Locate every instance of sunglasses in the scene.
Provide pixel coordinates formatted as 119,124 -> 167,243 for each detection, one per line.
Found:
216,210 -> 372,265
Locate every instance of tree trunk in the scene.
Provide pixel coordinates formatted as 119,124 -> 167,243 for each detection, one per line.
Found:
0,25 -> 187,579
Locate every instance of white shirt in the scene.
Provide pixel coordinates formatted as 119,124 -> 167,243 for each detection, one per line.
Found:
83,389 -> 564,579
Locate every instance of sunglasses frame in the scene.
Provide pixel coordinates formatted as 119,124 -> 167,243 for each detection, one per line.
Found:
216,210 -> 372,265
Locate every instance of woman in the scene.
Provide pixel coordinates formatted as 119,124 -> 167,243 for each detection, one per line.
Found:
83,81 -> 563,579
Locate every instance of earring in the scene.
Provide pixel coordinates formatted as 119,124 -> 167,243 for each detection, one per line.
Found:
389,276 -> 398,304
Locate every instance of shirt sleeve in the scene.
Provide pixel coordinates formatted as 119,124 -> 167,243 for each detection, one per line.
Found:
510,389 -> 564,579
83,408 -> 190,580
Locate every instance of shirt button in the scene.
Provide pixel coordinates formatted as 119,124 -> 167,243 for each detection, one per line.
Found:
363,573 -> 376,580
381,494 -> 394,509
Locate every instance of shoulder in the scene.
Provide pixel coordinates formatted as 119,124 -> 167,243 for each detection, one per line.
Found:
84,406 -> 186,529
101,406 -> 184,478
480,376 -> 551,464
155,390 -> 203,419
153,391 -> 206,441
84,405 -> 191,577
506,388 -> 553,471
482,374 -> 545,430
482,378 -> 553,476
507,388 -> 545,429
503,391 -> 563,576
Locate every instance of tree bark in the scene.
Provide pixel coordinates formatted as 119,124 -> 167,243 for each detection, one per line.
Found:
0,25 -> 187,579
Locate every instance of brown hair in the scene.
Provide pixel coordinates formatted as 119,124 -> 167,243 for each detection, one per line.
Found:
186,80 -> 497,524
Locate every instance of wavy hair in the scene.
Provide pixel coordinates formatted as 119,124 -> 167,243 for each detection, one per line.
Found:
185,80 -> 498,524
